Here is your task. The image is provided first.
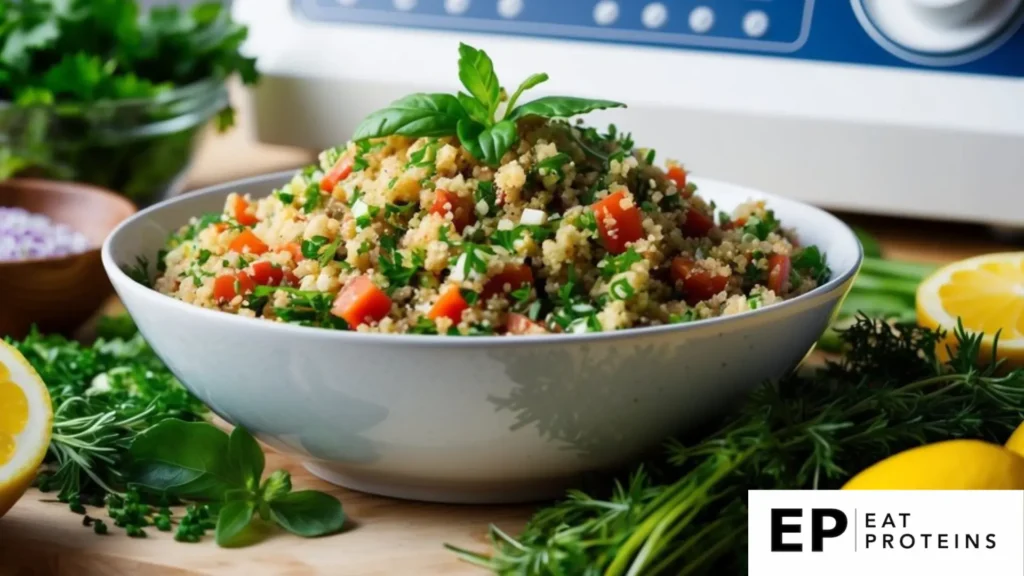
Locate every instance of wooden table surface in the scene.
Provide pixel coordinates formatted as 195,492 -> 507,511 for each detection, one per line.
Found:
2,84 -> 1021,575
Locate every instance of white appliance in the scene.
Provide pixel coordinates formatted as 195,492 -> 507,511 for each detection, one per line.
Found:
232,0 -> 1024,228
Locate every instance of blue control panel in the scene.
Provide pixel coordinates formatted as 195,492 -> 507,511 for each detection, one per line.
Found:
292,0 -> 1024,78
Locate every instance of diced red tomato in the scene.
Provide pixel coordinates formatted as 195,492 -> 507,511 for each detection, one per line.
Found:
507,313 -> 546,335
767,254 -> 792,294
212,222 -> 229,233
591,190 -> 644,255
666,166 -> 687,191
482,263 -> 534,301
670,257 -> 729,306
248,261 -> 287,287
331,275 -> 392,327
680,207 -> 715,238
231,196 -> 259,226
213,272 -> 256,304
428,286 -> 470,323
320,156 -> 354,192
430,189 -> 476,233
229,230 -> 269,255
276,242 -> 305,263
722,217 -> 747,231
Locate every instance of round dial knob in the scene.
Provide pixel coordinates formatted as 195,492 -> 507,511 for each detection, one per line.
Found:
856,0 -> 1023,55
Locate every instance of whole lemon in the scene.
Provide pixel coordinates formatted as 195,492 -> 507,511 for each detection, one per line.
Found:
842,439 -> 1024,490
1006,422 -> 1024,457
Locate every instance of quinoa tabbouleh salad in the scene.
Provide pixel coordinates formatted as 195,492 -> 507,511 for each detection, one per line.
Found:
147,44 -> 830,336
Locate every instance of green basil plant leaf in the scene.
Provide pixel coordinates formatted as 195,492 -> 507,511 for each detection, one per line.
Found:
509,96 -> 626,121
457,42 -> 501,118
129,420 -> 242,501
503,72 -> 549,117
215,499 -> 256,548
268,491 -> 347,538
352,93 -> 467,141
228,426 -> 265,491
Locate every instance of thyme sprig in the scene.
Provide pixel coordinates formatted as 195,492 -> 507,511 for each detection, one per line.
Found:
451,317 -> 1024,575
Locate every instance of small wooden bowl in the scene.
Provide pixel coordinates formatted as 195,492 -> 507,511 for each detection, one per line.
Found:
0,179 -> 137,339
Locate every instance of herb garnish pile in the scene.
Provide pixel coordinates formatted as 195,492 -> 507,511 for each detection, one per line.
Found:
353,43 -> 624,166
452,317 -> 1024,574
0,0 -> 259,203
6,316 -> 344,547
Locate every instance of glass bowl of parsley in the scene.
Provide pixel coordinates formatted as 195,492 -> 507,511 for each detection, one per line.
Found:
0,0 -> 258,207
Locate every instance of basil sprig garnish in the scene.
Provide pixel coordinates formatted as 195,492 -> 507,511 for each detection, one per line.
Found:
352,43 -> 626,166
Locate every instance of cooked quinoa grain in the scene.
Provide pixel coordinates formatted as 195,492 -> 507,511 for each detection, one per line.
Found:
152,121 -> 830,336
149,44 -> 830,336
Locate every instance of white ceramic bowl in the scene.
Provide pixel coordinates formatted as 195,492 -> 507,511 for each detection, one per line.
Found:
102,172 -> 861,504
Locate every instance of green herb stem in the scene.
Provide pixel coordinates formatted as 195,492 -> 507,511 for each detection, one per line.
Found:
860,257 -> 938,282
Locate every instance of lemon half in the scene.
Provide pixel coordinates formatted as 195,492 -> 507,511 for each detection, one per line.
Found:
0,340 -> 52,518
843,439 -> 1024,490
916,252 -> 1024,369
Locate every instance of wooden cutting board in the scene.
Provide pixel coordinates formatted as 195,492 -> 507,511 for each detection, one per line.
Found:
0,449 -> 530,576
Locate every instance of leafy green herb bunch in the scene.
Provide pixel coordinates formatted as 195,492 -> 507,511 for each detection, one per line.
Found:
0,0 -> 260,204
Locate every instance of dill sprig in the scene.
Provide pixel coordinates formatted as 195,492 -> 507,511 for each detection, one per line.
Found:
452,316 -> 1024,575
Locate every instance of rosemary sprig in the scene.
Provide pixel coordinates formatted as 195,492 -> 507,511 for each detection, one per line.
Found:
453,316 -> 1024,575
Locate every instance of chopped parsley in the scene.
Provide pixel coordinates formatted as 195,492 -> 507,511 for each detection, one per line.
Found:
510,284 -> 532,304
669,310 -> 697,324
743,210 -> 780,241
274,188 -> 294,204
301,183 -> 322,214
533,153 -> 572,181
474,181 -> 498,217
577,211 -> 598,233
301,236 -> 329,259
461,289 -> 480,306
410,317 -> 439,335
791,245 -> 831,284
450,242 -> 494,278
599,248 -> 643,279
379,236 -> 424,291
197,249 -> 212,265
321,145 -> 346,170
492,225 -> 552,252
644,149 -> 656,165
352,140 -> 385,172
301,236 -> 342,267
254,286 -> 347,330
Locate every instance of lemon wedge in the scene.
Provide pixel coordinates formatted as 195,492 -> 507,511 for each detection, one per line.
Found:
843,439 -> 1024,490
916,252 -> 1024,369
0,340 -> 52,518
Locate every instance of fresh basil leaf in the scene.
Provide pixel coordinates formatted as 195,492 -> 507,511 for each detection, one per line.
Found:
129,420 -> 242,500
504,72 -> 549,116
228,427 -> 265,491
459,118 -> 518,165
215,499 -> 255,548
456,118 -> 485,162
509,96 -> 626,121
260,469 -> 292,503
352,93 -> 466,141
457,43 -> 501,119
458,91 -> 490,125
268,491 -> 346,538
